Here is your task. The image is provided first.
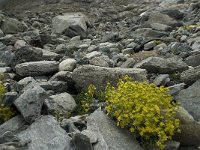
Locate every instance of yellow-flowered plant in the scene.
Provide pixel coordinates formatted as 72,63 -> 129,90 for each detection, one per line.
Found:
75,84 -> 106,115
0,77 -> 15,123
105,76 -> 180,149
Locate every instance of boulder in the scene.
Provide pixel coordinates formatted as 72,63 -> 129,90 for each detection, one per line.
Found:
173,107 -> 200,146
134,57 -> 188,73
52,13 -> 90,38
14,83 -> 47,123
1,18 -> 25,34
17,115 -> 73,150
59,58 -> 77,72
44,92 -> 77,115
177,80 -> 200,122
181,65 -> 200,85
86,109 -> 144,150
72,65 -> 147,90
15,61 -> 59,76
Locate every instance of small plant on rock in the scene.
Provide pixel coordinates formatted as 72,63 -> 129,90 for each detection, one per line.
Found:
0,80 -> 16,123
105,76 -> 180,149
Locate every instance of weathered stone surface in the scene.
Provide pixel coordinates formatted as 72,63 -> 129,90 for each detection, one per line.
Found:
173,107 -> 200,146
134,57 -> 188,73
15,61 -> 59,76
17,115 -> 73,150
177,80 -> 200,122
72,133 -> 93,150
59,58 -> 77,72
181,66 -> 200,85
185,54 -> 200,67
86,110 -> 144,150
72,65 -> 147,89
52,13 -> 90,38
44,92 -> 76,114
0,115 -> 26,136
14,84 -> 47,123
1,18 -> 25,34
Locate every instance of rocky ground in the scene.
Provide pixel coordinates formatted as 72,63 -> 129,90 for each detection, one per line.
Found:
0,0 -> 200,149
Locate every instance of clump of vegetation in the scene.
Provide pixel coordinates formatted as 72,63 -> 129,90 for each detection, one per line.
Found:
74,84 -> 106,115
0,80 -> 16,123
54,110 -> 71,123
105,76 -> 180,149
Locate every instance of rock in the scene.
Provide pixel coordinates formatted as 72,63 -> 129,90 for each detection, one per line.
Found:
177,80 -> 200,122
147,11 -> 182,28
121,58 -> 135,68
89,55 -> 113,67
161,9 -> 184,20
146,140 -> 180,150
151,23 -> 172,31
18,77 -> 36,88
173,107 -> 200,146
72,65 -> 147,90
41,49 -> 60,61
168,83 -> 186,99
15,61 -> 59,76
181,65 -> 200,85
86,110 -> 144,150
134,57 -> 188,73
0,115 -> 26,136
59,58 -> 77,72
13,46 -> 43,65
44,92 -> 77,115
153,74 -> 170,86
52,13 -> 90,38
185,54 -> 200,67
132,28 -> 167,38
14,40 -> 27,49
144,41 -> 156,50
1,18 -> 25,34
0,29 -> 4,37
81,130 -> 98,144
14,83 -> 47,123
17,115 -> 73,150
72,133 -> 93,150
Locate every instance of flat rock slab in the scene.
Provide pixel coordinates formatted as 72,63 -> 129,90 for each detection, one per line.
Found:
17,115 -> 72,150
86,110 -> 144,150
72,65 -> 147,90
177,80 -> 200,122
15,61 -> 59,76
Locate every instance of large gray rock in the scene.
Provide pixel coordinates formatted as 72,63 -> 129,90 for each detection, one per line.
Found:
13,46 -> 43,65
44,92 -> 77,115
185,54 -> 200,67
181,66 -> 200,85
147,11 -> 182,28
72,65 -> 147,90
0,115 -> 25,136
177,80 -> 200,122
15,61 -> 59,76
14,84 -> 47,123
1,17 -> 25,34
173,107 -> 200,146
86,109 -> 144,150
17,115 -> 73,150
52,13 -> 90,38
59,58 -> 77,72
134,57 -> 188,73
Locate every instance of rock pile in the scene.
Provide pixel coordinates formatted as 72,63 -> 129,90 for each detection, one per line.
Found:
0,0 -> 200,149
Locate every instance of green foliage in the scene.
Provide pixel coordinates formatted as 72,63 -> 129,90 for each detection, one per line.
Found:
54,110 -> 71,123
74,84 -> 106,115
105,76 -> 180,149
154,40 -> 162,45
0,80 -> 15,123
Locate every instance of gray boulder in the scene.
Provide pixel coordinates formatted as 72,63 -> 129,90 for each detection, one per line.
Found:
1,18 -> 25,34
177,80 -> 200,122
72,65 -> 147,90
181,65 -> 200,85
134,57 -> 188,73
14,84 -> 47,123
13,46 -> 43,65
86,109 -> 144,150
44,92 -> 77,115
173,107 -> 200,146
72,133 -> 93,150
15,61 -> 59,76
52,13 -> 90,38
17,115 -> 73,150
59,58 -> 77,72
185,54 -> 200,67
